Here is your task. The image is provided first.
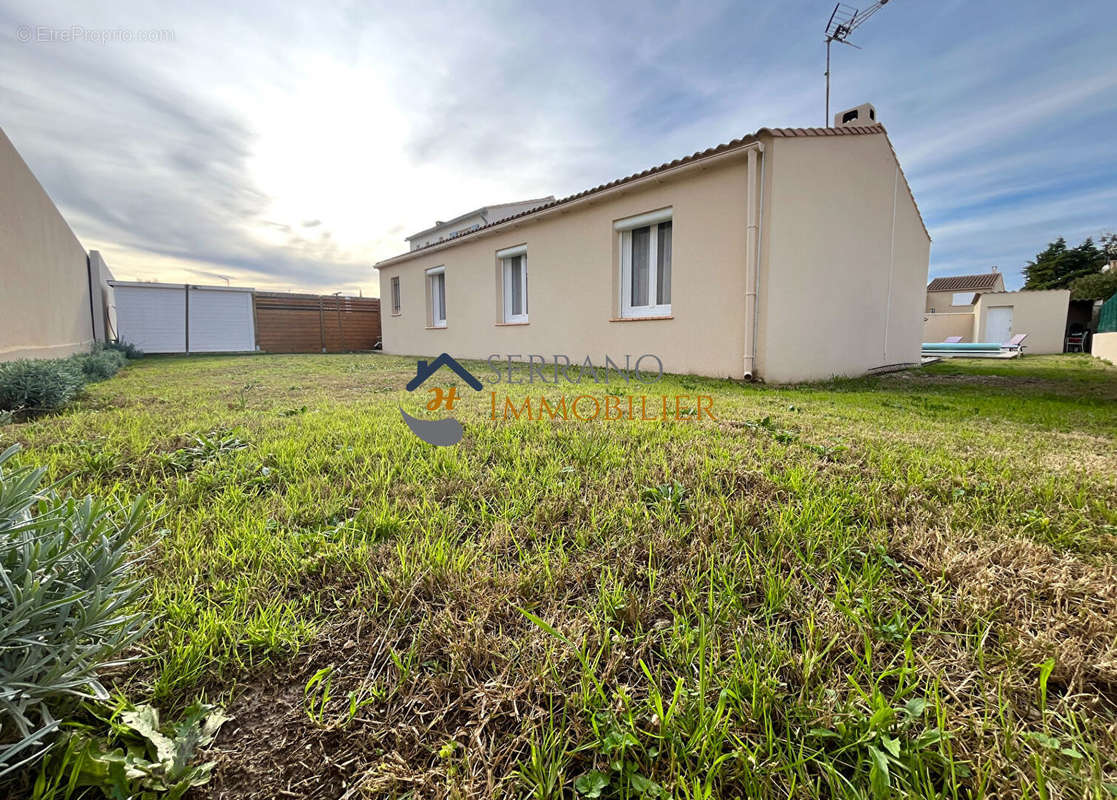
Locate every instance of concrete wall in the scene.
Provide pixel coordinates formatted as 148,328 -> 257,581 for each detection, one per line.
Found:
758,133 -> 930,382
0,128 -> 96,361
1092,331 -> 1117,365
89,251 -> 116,342
380,156 -> 754,379
923,312 -> 974,342
973,289 -> 1069,354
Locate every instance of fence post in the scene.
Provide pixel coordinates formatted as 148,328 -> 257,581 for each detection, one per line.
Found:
184,285 -> 190,354
337,299 -> 344,352
319,297 -> 326,353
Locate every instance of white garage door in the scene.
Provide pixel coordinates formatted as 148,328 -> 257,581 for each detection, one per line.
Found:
114,285 -> 187,353
187,288 -> 255,352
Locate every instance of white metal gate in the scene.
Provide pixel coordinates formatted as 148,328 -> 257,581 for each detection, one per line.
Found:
110,282 -> 256,353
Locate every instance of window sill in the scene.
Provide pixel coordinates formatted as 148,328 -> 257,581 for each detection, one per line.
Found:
391,312 -> 402,317
610,315 -> 674,322
495,321 -> 530,326
425,325 -> 448,330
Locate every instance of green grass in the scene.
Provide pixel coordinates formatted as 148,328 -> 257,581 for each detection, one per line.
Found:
3,353 -> 1116,798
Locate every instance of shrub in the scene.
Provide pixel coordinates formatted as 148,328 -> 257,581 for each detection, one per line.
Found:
69,350 -> 126,383
102,340 -> 144,359
0,359 -> 84,414
0,445 -> 152,777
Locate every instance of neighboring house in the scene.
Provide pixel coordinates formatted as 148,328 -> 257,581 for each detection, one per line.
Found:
0,127 -> 114,361
925,272 -> 1005,313
923,272 -> 1070,354
406,197 -> 555,251
376,104 -> 931,384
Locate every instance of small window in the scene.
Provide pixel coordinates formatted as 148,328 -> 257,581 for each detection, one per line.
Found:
617,209 -> 672,318
498,246 -> 528,323
390,276 -> 401,314
952,292 -> 974,306
426,266 -> 446,327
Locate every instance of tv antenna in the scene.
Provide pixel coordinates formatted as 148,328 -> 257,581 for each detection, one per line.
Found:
824,1 -> 891,126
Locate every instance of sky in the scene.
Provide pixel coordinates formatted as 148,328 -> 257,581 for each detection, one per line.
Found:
1,0 -> 1115,296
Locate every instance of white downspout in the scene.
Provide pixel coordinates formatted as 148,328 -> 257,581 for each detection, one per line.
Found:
743,143 -> 764,380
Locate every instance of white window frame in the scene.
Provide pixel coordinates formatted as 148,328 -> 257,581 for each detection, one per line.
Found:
426,266 -> 446,327
616,208 -> 672,318
390,276 -> 401,315
498,245 -> 529,323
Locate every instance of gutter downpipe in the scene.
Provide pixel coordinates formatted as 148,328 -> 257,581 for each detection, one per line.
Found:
743,143 -> 765,380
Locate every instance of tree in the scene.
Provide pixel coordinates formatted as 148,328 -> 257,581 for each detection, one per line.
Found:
1022,236 -> 1106,290
1069,270 -> 1117,301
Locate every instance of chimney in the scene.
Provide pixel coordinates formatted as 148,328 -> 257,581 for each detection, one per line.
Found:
833,102 -> 877,128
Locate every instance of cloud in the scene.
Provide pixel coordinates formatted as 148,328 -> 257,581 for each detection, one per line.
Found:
0,0 -> 1114,294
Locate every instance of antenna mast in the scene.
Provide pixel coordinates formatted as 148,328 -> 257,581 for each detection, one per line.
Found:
824,0 -> 891,126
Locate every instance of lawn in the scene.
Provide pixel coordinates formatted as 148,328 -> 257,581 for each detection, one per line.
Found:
3,353 -> 1116,799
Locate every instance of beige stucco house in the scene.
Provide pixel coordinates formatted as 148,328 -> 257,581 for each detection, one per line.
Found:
376,106 -> 931,383
922,271 -> 1070,353
1,127 -> 114,362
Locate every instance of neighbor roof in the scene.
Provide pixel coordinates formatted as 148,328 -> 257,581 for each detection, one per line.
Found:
378,123 -> 925,267
406,197 -> 556,241
927,273 -> 1003,292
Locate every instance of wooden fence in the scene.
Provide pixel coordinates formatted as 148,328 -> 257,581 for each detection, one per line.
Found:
254,293 -> 381,353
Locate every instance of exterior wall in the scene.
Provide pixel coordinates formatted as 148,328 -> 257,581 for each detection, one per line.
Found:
973,289 -> 1069,353
0,128 -> 95,361
1092,331 -> 1117,365
757,133 -> 930,383
926,290 -> 974,313
379,157 -> 753,379
923,312 -> 974,342
89,251 -> 116,342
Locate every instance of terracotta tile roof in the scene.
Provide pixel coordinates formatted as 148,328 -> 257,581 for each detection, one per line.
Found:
927,273 -> 1003,292
377,123 -> 926,266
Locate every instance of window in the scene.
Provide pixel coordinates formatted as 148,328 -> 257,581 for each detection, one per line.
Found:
390,276 -> 401,314
498,245 -> 528,323
616,208 -> 672,318
952,292 -> 974,306
426,266 -> 446,327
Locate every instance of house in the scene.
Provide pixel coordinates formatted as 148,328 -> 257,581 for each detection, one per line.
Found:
375,104 -> 931,384
923,271 -> 1070,353
0,127 -> 114,361
925,272 -> 1005,313
407,198 -> 555,251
